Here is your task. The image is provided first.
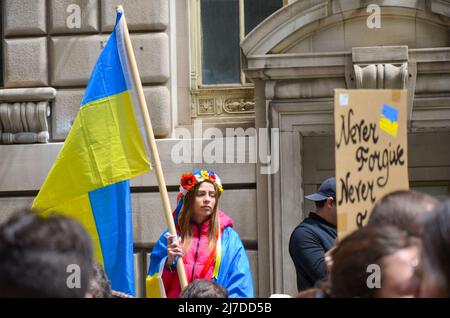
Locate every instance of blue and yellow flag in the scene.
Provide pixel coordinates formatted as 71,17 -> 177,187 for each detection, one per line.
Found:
379,104 -> 399,137
32,9 -> 150,296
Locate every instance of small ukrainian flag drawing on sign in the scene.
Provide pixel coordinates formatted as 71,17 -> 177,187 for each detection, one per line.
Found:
379,104 -> 399,137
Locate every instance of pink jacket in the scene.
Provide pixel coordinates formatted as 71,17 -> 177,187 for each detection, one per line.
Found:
162,210 -> 233,298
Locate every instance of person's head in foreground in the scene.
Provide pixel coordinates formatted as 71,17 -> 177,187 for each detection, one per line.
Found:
88,262 -> 112,298
180,279 -> 228,298
329,225 -> 420,298
419,199 -> 450,298
368,190 -> 438,237
0,209 -> 93,297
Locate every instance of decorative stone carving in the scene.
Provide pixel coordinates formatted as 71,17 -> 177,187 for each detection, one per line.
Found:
351,46 -> 414,123
0,87 -> 55,144
223,98 -> 255,113
0,102 -> 50,144
198,98 -> 215,115
353,63 -> 408,89
191,87 -> 255,121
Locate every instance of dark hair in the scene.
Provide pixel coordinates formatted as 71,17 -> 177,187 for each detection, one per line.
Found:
368,190 -> 438,236
315,197 -> 335,209
180,279 -> 228,298
421,199 -> 450,297
88,263 -> 112,298
0,209 -> 93,297
330,226 -> 418,298
315,200 -> 327,209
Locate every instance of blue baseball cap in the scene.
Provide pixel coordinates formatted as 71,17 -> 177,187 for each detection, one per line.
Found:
305,177 -> 336,201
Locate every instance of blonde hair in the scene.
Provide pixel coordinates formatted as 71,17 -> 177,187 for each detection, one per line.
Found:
177,181 -> 221,251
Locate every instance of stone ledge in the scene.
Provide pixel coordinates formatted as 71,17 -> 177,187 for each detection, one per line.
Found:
352,46 -> 408,63
0,88 -> 56,102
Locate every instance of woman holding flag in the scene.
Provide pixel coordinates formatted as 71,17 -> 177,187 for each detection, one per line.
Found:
146,170 -> 254,298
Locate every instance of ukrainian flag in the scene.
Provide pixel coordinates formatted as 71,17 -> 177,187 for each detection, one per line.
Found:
32,9 -> 150,296
379,104 -> 399,137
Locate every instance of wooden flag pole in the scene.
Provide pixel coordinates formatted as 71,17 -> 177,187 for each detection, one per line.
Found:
116,6 -> 188,291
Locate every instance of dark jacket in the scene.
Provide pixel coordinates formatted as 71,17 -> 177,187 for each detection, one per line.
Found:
289,212 -> 337,291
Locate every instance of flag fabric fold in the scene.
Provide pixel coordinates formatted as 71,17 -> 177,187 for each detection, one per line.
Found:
32,9 -> 150,296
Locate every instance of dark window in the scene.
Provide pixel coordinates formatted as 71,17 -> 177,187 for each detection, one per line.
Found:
245,0 -> 282,35
200,0 -> 282,85
201,0 -> 240,85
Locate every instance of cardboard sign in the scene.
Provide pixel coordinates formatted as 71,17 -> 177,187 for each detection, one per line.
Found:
334,89 -> 409,238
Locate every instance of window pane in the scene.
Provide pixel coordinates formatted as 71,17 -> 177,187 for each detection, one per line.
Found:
245,0 -> 283,35
201,0 -> 240,85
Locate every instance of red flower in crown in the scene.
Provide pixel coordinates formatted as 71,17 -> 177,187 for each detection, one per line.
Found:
181,174 -> 196,191
209,173 -> 217,183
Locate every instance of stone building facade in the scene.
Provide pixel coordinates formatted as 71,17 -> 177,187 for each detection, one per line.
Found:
242,0 -> 450,295
0,0 -> 261,297
1,0 -> 450,297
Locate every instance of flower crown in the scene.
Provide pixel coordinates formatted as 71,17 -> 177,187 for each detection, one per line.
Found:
179,169 -> 223,196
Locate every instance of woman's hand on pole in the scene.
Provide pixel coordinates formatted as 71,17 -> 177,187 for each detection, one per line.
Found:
166,234 -> 184,266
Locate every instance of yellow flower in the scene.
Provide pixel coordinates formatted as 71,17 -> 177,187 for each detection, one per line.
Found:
218,184 -> 223,192
201,170 -> 209,181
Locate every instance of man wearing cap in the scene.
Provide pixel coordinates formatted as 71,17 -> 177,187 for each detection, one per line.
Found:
289,177 -> 337,291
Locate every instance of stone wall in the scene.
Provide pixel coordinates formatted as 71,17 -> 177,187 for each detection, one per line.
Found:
2,0 -> 171,140
0,0 -> 260,297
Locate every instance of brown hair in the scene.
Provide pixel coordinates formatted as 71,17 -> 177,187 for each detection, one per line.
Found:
421,200 -> 450,297
177,180 -> 221,251
368,190 -> 438,236
180,279 -> 228,298
330,226 -> 418,298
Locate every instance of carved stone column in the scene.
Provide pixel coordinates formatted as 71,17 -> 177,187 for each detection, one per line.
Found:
351,46 -> 416,121
0,88 -> 56,144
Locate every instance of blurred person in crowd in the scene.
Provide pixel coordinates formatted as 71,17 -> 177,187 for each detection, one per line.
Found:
87,262 -> 112,298
325,190 -> 438,275
328,226 -> 420,298
368,190 -> 438,237
111,290 -> 134,298
180,279 -> 228,298
419,199 -> 450,298
0,209 -> 93,297
289,177 -> 337,291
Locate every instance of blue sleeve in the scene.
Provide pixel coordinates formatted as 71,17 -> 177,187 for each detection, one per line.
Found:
216,227 -> 254,298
